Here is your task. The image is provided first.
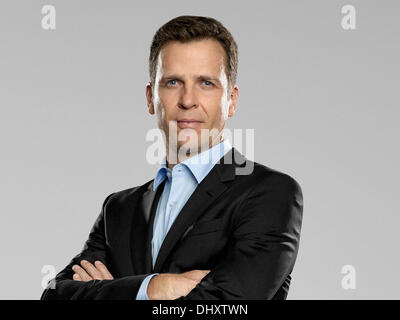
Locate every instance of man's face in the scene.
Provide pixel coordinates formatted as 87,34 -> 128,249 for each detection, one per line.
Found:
146,38 -> 238,158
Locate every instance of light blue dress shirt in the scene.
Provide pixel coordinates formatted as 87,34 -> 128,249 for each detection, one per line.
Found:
135,139 -> 232,300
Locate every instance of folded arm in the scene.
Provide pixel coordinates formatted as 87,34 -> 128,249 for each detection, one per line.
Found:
40,193 -> 210,300
176,174 -> 304,300
40,193 -> 153,300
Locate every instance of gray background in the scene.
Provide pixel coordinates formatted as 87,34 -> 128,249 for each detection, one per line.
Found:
0,0 -> 399,299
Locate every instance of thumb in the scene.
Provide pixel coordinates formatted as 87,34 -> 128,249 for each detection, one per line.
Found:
181,269 -> 211,282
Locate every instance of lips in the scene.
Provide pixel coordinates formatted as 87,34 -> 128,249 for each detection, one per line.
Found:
177,119 -> 203,129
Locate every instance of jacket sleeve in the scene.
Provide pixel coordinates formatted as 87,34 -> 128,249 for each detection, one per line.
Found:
40,193 -> 152,300
177,174 -> 304,300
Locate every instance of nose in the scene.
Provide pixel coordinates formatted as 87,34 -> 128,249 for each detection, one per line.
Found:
178,85 -> 198,110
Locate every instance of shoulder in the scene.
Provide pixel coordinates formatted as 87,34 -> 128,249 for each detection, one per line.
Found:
233,160 -> 304,232
101,179 -> 154,209
236,159 -> 303,202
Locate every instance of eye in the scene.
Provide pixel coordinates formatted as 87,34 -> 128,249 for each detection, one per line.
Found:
167,80 -> 178,86
203,80 -> 214,87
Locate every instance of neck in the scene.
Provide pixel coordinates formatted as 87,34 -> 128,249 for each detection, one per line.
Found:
165,137 -> 224,170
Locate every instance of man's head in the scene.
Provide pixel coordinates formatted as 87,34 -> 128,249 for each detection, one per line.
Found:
145,16 -> 239,161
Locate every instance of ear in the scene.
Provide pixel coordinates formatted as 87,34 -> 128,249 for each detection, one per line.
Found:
228,85 -> 239,117
146,82 -> 155,115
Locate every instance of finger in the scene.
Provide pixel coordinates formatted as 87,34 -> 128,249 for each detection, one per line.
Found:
94,261 -> 114,280
72,273 -> 82,281
184,279 -> 198,291
184,269 -> 210,274
181,270 -> 210,282
197,270 -> 211,277
72,264 -> 92,281
181,270 -> 200,281
176,277 -> 198,298
80,260 -> 103,280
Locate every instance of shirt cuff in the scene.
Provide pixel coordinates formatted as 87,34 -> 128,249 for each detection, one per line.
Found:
135,273 -> 159,300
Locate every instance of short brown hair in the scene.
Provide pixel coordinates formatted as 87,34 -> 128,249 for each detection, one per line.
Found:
149,15 -> 238,93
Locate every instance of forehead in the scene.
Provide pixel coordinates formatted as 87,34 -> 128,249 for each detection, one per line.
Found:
158,39 -> 226,76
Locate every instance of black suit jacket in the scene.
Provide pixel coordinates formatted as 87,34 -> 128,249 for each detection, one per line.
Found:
41,147 -> 303,300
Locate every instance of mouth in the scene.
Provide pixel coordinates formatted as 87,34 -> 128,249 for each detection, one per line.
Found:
177,119 -> 203,129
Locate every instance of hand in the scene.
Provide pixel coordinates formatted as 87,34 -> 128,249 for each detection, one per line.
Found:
72,260 -> 114,281
147,269 -> 210,300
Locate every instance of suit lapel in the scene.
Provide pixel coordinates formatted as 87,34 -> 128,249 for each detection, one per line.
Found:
152,147 -> 246,272
111,184 -> 147,276
144,179 -> 166,273
128,179 -> 162,274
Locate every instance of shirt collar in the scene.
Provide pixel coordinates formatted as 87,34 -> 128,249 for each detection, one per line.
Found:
153,139 -> 232,191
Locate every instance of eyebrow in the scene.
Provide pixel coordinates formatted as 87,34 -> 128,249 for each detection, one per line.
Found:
160,74 -> 222,84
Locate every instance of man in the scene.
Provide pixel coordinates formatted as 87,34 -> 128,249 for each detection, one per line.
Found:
41,15 -> 303,300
